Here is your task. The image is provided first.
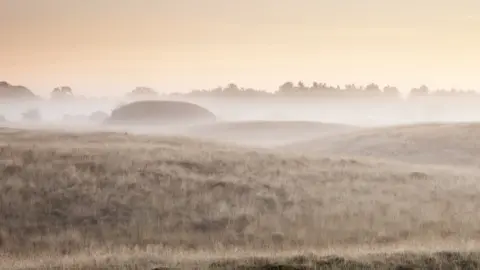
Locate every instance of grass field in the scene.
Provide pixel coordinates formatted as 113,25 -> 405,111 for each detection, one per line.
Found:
284,122 -> 480,167
2,123 -> 480,269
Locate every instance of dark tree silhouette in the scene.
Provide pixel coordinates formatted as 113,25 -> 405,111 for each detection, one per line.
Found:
168,80 -> 480,100
128,87 -> 158,97
297,81 -> 308,92
51,86 -> 74,99
409,85 -> 429,97
364,83 -> 381,92
224,83 -> 240,93
363,83 -> 382,97
278,82 -> 294,94
345,84 -> 360,92
383,85 -> 400,97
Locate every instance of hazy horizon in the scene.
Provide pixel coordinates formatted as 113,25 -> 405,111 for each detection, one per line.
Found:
2,0 -> 480,96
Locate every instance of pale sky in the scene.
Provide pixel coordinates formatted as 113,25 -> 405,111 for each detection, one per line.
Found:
1,0 -> 480,96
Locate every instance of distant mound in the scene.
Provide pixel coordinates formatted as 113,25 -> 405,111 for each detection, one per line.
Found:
186,120 -> 357,147
105,100 -> 216,126
285,123 -> 480,167
89,111 -> 109,123
0,81 -> 36,100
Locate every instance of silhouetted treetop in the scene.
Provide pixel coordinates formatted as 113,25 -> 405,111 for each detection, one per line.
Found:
365,83 -> 381,92
127,87 -> 158,98
187,83 -> 271,97
51,86 -> 74,100
175,81 -> 480,100
409,85 -> 430,97
383,85 -> 400,97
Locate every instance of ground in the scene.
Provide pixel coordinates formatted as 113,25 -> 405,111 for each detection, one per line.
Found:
1,123 -> 480,269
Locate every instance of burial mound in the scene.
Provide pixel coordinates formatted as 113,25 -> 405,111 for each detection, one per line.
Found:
105,100 -> 216,126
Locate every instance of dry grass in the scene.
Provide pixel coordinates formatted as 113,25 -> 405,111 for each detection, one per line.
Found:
284,122 -> 480,167
184,120 -> 357,147
2,126 -> 480,269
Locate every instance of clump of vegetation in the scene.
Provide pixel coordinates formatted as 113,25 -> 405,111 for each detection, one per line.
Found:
51,86 -> 74,100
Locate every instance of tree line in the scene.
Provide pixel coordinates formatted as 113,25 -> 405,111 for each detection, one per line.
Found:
1,80 -> 479,100
173,82 -> 478,99
38,83 -> 480,100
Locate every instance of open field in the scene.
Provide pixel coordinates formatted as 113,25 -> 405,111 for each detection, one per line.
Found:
284,122 -> 480,167
183,120 -> 358,147
2,122 -> 480,269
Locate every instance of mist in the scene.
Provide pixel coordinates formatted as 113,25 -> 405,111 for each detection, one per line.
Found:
1,93 -> 479,149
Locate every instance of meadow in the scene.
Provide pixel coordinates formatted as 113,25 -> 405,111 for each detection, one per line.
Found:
2,115 -> 480,269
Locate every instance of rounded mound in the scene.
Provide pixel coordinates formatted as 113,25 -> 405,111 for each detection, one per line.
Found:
89,111 -> 109,123
285,123 -> 480,167
106,100 -> 216,126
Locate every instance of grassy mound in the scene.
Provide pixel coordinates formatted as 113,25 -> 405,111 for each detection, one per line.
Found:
284,122 -> 480,167
105,100 -> 216,126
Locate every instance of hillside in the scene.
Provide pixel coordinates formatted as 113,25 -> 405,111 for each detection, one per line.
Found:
0,81 -> 37,100
2,127 -> 480,268
184,120 -> 357,147
284,123 -> 480,167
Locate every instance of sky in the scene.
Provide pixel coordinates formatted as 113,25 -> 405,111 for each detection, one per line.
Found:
1,0 -> 480,96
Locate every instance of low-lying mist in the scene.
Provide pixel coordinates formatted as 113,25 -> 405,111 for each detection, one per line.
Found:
1,96 -> 479,149
1,96 -> 479,125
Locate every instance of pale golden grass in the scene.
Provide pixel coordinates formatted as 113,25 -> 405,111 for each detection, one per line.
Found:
2,126 -> 480,269
184,120 -> 357,147
284,122 -> 480,167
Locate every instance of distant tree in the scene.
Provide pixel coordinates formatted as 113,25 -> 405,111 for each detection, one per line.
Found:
278,81 -> 295,94
128,87 -> 158,98
364,83 -> 381,94
343,84 -> 361,98
51,86 -> 74,99
345,84 -> 359,91
419,85 -> 429,92
409,85 -> 429,97
383,85 -> 400,97
408,85 -> 429,100
224,83 -> 240,93
297,81 -> 308,92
